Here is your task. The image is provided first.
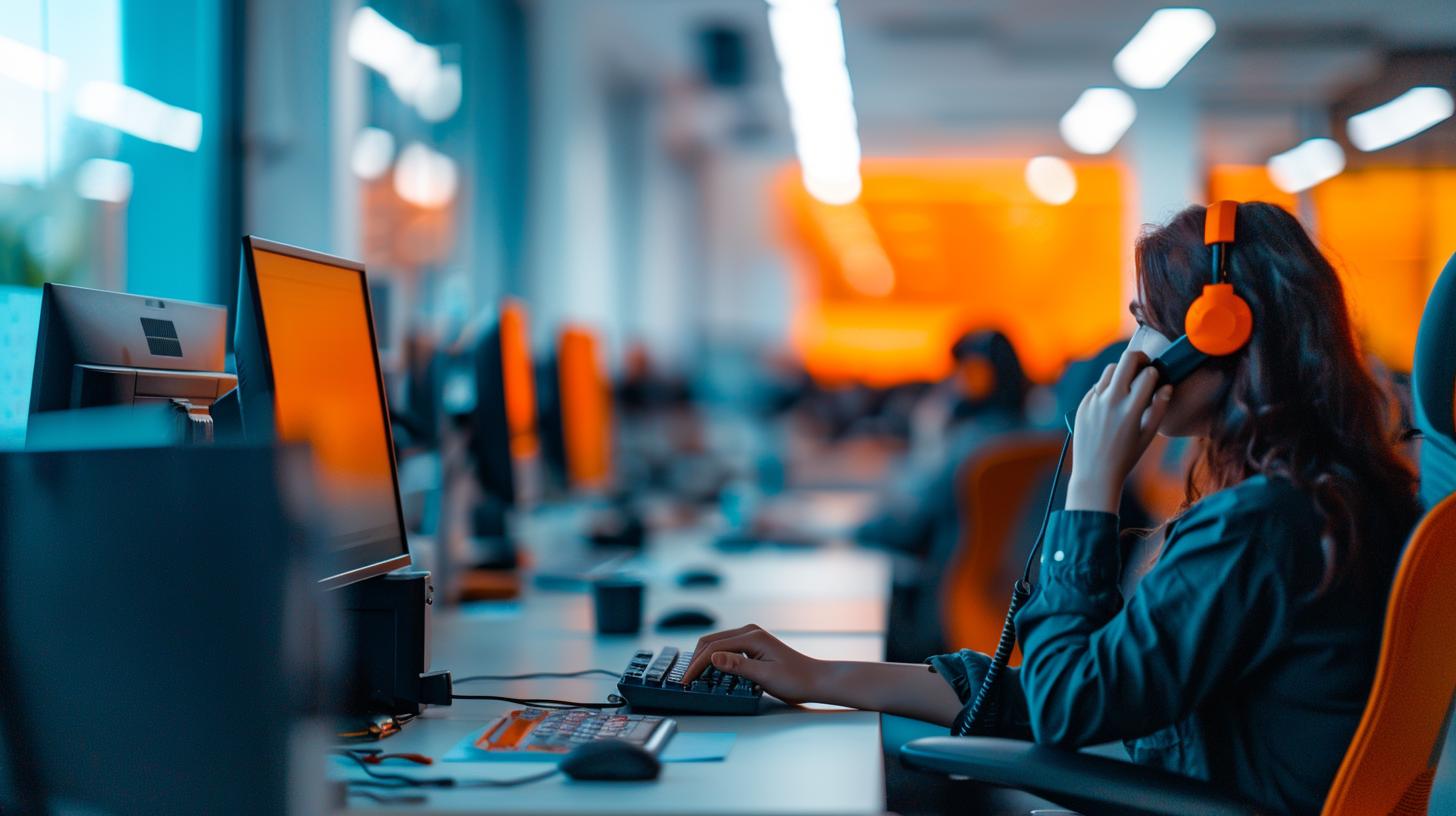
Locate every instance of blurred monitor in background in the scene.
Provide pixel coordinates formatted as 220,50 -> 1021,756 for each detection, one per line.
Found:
26,283 -> 236,446
234,236 -> 412,589
539,324 -> 614,495
468,297 -> 539,510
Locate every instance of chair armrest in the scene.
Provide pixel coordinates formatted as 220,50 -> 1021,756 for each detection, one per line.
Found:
900,736 -> 1267,816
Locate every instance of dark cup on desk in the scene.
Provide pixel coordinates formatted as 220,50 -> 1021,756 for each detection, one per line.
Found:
592,576 -> 645,635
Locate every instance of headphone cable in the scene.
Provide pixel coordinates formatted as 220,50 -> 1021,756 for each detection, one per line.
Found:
958,418 -> 1073,736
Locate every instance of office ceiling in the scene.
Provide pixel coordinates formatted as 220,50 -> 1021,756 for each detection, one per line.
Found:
593,0 -> 1456,165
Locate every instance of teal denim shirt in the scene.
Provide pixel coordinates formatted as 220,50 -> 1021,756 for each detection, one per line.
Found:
929,476 -> 1394,815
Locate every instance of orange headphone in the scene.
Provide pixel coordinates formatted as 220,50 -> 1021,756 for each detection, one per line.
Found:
1149,200 -> 1254,384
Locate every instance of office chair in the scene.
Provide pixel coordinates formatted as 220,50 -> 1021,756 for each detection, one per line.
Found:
940,432 -> 1066,655
900,488 -> 1456,816
1413,251 -> 1456,508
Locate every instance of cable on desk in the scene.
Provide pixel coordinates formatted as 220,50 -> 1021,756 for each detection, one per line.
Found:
347,789 -> 429,806
337,750 -> 560,789
450,692 -> 627,710
453,669 -> 618,682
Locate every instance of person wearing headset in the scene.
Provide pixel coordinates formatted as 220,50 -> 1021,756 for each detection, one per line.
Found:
682,202 -> 1421,815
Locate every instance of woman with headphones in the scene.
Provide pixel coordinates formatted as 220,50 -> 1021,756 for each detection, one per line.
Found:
682,202 -> 1421,814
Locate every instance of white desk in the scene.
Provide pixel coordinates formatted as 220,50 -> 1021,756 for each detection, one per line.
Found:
339,494 -> 894,814
338,624 -> 887,815
495,515 -> 891,636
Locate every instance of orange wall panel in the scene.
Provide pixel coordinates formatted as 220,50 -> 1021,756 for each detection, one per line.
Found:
781,159 -> 1128,385
1207,165 -> 1299,214
1312,168 -> 1456,371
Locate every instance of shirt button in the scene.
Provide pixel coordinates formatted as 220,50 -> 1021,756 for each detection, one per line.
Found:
1053,550 -> 1065,562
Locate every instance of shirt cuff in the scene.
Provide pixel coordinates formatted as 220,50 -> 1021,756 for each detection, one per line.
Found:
925,649 -> 988,703
1040,510 -> 1122,589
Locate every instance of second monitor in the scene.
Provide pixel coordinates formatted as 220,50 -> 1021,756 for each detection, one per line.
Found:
234,235 -> 412,590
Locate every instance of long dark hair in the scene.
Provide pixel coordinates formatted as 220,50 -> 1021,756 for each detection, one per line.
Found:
1135,202 -> 1420,600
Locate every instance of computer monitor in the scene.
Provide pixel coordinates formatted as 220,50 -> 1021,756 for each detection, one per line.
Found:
26,283 -> 236,444
555,325 -> 613,491
233,236 -> 411,589
468,298 -> 539,506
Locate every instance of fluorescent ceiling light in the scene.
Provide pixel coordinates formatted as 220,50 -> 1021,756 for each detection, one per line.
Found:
767,0 -> 863,205
1059,88 -> 1136,155
1346,86 -> 1455,152
1025,156 -> 1077,205
75,158 -> 133,203
351,127 -> 396,180
415,63 -> 462,123
394,142 -> 457,208
349,7 -> 446,111
0,34 -> 66,92
1266,138 -> 1345,193
74,81 -> 202,152
803,169 -> 862,206
1113,8 -> 1215,90
768,2 -> 846,69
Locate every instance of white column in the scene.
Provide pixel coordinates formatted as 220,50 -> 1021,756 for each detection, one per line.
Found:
526,0 -> 618,358
1126,89 -> 1202,228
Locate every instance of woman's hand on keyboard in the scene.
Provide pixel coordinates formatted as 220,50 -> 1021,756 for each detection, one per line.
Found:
680,624 -> 823,705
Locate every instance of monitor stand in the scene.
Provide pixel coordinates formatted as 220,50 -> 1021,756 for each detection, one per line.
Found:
469,494 -> 519,569
455,494 -> 523,601
339,569 -> 448,717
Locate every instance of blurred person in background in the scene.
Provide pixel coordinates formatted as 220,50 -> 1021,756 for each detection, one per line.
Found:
855,329 -> 1030,557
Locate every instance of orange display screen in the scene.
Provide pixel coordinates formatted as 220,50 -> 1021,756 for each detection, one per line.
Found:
250,248 -> 405,571
500,299 -> 539,458
558,326 -> 612,489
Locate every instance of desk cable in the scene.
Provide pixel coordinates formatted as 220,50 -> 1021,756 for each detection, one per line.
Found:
337,749 -> 560,791
446,669 -> 627,710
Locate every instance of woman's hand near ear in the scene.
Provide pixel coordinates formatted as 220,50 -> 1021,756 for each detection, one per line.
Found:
1065,348 -> 1174,514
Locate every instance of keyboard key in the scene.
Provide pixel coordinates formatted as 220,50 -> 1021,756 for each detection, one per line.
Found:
616,646 -> 765,714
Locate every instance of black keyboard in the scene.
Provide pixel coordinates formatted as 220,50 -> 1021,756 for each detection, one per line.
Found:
616,647 -> 764,715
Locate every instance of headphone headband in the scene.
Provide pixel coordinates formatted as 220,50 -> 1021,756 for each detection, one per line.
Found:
1150,200 -> 1253,383
1205,200 -> 1238,246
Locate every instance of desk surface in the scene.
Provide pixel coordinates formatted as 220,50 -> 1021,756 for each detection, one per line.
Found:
338,625 -> 887,815
343,490 -> 894,814
479,510 -> 891,636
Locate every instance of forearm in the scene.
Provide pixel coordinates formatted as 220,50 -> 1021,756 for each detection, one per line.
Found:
812,660 -> 964,727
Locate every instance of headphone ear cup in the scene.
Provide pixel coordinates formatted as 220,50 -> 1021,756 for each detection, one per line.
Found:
1186,283 -> 1253,356
959,356 -> 996,401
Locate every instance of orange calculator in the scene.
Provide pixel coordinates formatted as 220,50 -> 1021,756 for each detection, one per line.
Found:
472,708 -> 676,759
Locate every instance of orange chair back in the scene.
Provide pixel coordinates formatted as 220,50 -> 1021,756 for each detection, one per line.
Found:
941,432 -> 1065,656
1321,492 -> 1456,815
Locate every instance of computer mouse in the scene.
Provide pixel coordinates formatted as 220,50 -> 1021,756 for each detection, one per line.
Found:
559,738 -> 662,781
676,567 -> 722,588
655,607 -> 717,630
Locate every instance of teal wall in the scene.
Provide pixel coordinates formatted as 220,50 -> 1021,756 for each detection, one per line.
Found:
120,0 -> 229,304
